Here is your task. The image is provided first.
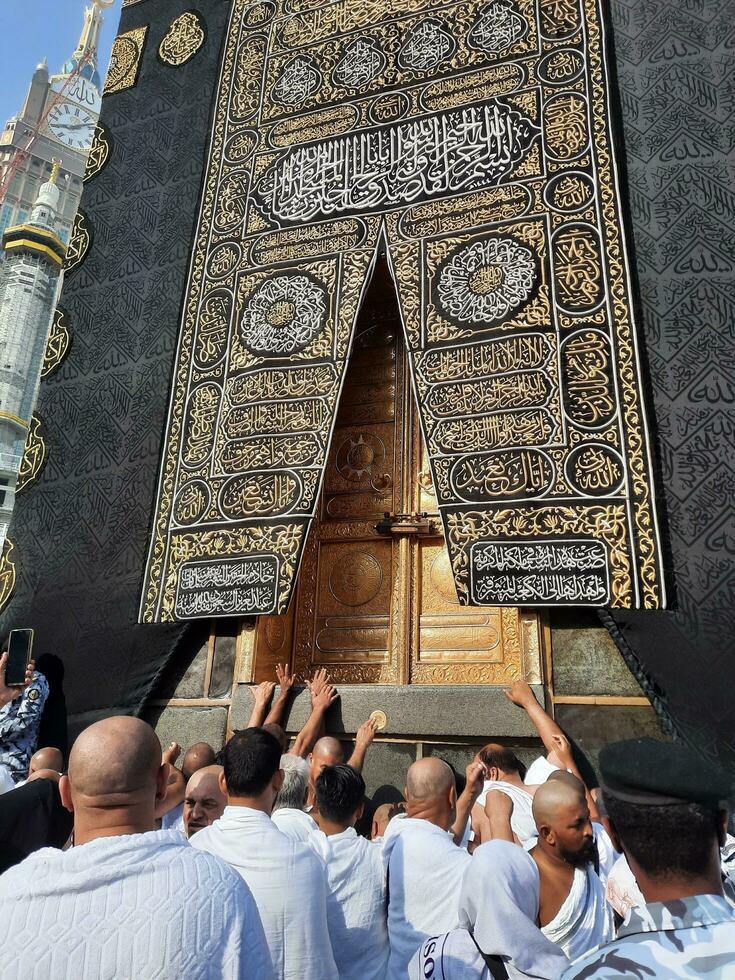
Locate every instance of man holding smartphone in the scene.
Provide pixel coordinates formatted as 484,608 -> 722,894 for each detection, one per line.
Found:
0,650 -> 49,784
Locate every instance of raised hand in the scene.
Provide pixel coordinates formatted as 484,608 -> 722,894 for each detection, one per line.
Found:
504,679 -> 536,709
306,667 -> 330,705
253,681 -> 276,707
464,760 -> 487,801
0,652 -> 34,708
314,683 -> 339,713
275,663 -> 295,697
550,731 -> 574,767
355,717 -> 378,751
162,741 -> 181,767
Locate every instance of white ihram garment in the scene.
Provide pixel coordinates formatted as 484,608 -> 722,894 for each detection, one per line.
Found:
0,828 -> 273,980
476,780 -> 537,844
540,862 -> 614,961
310,827 -> 389,980
524,756 -> 559,786
408,841 -> 569,980
271,806 -> 319,844
191,806 -> 337,980
383,815 -> 471,980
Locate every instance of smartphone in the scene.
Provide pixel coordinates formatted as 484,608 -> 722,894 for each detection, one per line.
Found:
5,629 -> 34,686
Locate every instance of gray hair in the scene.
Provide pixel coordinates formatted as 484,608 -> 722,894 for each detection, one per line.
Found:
273,754 -> 310,811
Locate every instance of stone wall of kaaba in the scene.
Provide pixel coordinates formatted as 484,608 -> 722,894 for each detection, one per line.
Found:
0,0 -> 732,774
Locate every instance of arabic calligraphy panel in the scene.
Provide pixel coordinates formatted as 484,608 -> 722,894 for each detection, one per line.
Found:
142,0 -> 665,621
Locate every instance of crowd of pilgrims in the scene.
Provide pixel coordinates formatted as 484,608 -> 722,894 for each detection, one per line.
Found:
0,654 -> 734,979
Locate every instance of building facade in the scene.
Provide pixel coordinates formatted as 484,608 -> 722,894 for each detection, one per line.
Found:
0,2 -> 107,244
0,168 -> 66,540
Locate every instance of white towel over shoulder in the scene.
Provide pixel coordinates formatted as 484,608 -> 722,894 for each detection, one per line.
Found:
541,863 -> 614,961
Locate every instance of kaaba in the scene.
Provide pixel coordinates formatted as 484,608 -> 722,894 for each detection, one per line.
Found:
2,0 -> 733,783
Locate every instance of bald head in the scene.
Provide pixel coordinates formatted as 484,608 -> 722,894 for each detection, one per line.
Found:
182,741 -> 216,780
406,758 -> 455,801
27,768 -> 61,784
310,736 -> 343,780
533,778 -> 585,826
69,716 -> 162,798
184,765 -> 226,836
547,769 -> 586,794
533,777 -> 595,866
29,746 -> 63,774
371,802 -> 401,839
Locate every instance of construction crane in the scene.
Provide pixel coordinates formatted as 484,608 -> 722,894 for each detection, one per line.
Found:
0,48 -> 95,202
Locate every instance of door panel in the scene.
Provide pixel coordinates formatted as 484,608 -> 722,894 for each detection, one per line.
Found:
252,260 -> 543,685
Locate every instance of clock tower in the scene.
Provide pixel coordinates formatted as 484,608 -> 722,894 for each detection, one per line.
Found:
0,1 -> 111,244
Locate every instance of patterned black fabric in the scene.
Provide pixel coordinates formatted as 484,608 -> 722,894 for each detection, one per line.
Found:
605,0 -> 735,769
1,0 -> 733,771
0,0 -> 228,728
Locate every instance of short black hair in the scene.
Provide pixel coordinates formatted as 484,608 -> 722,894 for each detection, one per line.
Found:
315,764 -> 365,823
479,744 -> 527,780
604,793 -> 720,880
223,728 -> 281,797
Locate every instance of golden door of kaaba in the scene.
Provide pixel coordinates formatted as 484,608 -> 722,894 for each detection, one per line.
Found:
250,260 -> 543,686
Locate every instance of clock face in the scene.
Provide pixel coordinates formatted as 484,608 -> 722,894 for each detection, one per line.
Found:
54,76 -> 102,116
47,102 -> 96,150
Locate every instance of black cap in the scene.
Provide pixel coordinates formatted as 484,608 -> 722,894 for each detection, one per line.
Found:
600,737 -> 733,808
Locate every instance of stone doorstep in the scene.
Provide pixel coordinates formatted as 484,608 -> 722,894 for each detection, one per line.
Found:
230,683 -> 546,739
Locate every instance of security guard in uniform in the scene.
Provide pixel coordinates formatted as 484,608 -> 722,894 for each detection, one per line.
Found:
563,737 -> 735,978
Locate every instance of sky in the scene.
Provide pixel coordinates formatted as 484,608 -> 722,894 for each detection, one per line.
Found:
0,0 -> 122,126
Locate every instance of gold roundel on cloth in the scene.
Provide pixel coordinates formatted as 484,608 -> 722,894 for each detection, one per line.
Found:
159,11 -> 206,67
17,416 -> 47,494
0,539 -> 17,615
84,124 -> 111,183
42,307 -> 72,379
64,211 -> 91,275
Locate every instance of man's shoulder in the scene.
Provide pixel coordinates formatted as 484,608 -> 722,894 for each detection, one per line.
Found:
179,840 -> 254,892
0,845 -> 60,895
562,917 -> 735,979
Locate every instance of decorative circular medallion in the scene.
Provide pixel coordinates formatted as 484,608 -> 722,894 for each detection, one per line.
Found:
544,171 -> 595,214
106,36 -> 141,91
206,242 -> 241,280
436,236 -> 537,325
83,124 -> 111,182
369,710 -> 388,731
332,37 -> 386,89
398,18 -> 455,71
214,172 -> 249,233
244,1 -> 275,28
335,433 -> 386,484
16,415 -> 47,494
41,306 -> 72,379
174,479 -> 210,525
224,129 -> 258,166
0,539 -> 17,616
159,11 -> 206,66
468,1 -> 528,54
538,47 -> 585,86
369,91 -> 410,125
272,56 -> 321,106
566,443 -> 624,497
328,551 -> 382,607
240,273 -> 328,356
194,289 -> 233,368
65,211 -> 92,275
